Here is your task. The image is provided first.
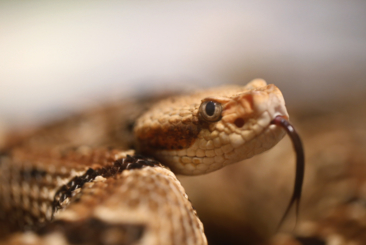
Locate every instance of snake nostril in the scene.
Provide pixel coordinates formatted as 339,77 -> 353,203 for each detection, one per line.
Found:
234,118 -> 245,128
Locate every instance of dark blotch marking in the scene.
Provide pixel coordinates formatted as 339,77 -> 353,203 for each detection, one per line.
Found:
137,119 -> 201,151
296,237 -> 326,245
126,120 -> 135,133
0,206 -> 45,233
52,155 -> 160,214
0,152 -> 8,166
234,118 -> 245,128
20,168 -> 47,181
37,218 -> 145,245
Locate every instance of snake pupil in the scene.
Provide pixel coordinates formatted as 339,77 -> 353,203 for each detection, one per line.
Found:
205,101 -> 215,116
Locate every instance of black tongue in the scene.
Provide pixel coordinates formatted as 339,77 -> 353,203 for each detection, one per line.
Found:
271,116 -> 305,231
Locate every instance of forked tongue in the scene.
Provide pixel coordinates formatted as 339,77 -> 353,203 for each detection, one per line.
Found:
271,116 -> 305,231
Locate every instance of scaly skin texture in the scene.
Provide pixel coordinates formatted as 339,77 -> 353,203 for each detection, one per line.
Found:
0,148 -> 207,245
0,79 -> 290,244
135,79 -> 288,175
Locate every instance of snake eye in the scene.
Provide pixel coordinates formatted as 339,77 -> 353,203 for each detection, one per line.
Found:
199,100 -> 222,122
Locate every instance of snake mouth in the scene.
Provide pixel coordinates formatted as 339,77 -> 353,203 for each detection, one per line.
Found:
270,115 -> 305,230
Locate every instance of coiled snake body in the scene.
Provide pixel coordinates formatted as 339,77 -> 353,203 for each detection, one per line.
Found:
0,80 -> 296,245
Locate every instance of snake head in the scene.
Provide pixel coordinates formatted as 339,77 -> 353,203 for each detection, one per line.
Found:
135,79 -> 289,175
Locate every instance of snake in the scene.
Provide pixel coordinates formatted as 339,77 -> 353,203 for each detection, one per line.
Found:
0,79 -> 304,245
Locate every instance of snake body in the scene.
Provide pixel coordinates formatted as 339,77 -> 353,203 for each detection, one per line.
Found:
0,79 -> 290,245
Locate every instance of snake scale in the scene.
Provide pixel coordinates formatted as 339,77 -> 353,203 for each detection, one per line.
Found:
0,79 -> 303,245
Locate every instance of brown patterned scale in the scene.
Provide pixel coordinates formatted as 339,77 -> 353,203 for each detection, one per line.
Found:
0,148 -> 206,245
0,80 -> 305,245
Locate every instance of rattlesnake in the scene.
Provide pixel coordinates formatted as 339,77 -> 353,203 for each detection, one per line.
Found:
0,79 -> 303,245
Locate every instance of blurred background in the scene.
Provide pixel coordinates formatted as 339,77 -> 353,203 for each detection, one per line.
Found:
1,1 -> 366,245
1,0 -> 365,128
